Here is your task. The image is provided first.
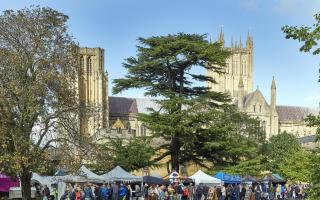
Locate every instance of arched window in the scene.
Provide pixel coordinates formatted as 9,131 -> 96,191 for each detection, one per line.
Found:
126,122 -> 131,134
253,105 -> 256,112
117,127 -> 122,134
87,56 -> 92,75
140,124 -> 146,136
259,105 -> 262,113
80,56 -> 85,72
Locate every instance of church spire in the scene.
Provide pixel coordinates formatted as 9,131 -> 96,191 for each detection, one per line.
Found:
271,76 -> 276,111
239,36 -> 243,48
218,28 -> 225,46
246,31 -> 253,50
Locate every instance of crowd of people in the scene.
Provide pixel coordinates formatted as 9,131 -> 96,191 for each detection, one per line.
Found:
39,181 -> 308,200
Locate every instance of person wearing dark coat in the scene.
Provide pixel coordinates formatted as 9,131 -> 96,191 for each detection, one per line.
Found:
231,184 -> 240,200
240,185 -> 246,200
195,184 -> 204,200
203,185 -> 209,200
255,184 -> 262,200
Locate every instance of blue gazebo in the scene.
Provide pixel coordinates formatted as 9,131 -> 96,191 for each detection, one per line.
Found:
214,172 -> 241,184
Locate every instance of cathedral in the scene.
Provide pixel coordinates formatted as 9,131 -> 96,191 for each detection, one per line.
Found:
76,31 -> 318,142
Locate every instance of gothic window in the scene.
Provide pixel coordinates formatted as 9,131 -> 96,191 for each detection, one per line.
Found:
140,124 -> 146,136
80,56 -> 85,72
126,122 -> 131,134
259,105 -> 262,113
253,105 -> 256,112
117,127 -> 122,134
87,56 -> 92,75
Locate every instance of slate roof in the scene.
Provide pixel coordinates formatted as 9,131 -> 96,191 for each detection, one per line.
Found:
109,96 -> 159,114
298,135 -> 317,144
276,105 -> 318,121
243,91 -> 255,106
109,97 -> 138,114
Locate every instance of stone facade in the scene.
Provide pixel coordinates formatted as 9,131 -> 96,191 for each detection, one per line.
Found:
77,47 -> 109,137
206,31 -> 317,139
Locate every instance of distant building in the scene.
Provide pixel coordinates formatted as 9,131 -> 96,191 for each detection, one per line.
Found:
206,30 -> 318,140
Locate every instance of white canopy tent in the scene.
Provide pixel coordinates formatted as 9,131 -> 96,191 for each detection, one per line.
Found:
189,170 -> 222,185
76,165 -> 105,181
102,166 -> 141,182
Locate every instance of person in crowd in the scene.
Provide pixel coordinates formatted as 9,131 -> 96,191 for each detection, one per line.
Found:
112,182 -> 119,200
167,185 -> 175,200
239,184 -> 246,200
119,183 -> 127,200
188,183 -> 194,200
182,184 -> 189,200
75,186 -> 82,200
84,183 -> 94,200
147,184 -> 157,200
159,185 -> 166,200
42,185 -> 50,200
52,186 -> 58,200
210,186 -> 218,200
248,186 -> 255,200
94,184 -> 100,200
255,183 -> 262,200
215,186 -> 221,200
143,184 -> 149,200
195,184 -> 203,200
275,184 -> 281,200
203,185 -> 209,200
231,184 -> 239,200
126,184 -> 132,200
108,184 -> 113,200
226,185 -> 232,200
154,185 -> 160,200
220,185 -> 226,200
176,182 -> 184,200
100,183 -> 110,200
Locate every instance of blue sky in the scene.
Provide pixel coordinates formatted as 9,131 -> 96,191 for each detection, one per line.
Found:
1,0 -> 320,107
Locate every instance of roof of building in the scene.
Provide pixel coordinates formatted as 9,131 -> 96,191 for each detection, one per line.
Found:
276,105 -> 318,122
109,96 -> 138,114
298,134 -> 317,144
243,91 -> 255,107
109,96 -> 159,114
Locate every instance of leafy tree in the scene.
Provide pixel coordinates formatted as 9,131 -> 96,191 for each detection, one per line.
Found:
223,155 -> 270,176
267,132 -> 301,171
0,7 -> 90,199
278,149 -> 311,182
113,33 -> 265,171
91,137 -> 155,172
283,13 -> 320,199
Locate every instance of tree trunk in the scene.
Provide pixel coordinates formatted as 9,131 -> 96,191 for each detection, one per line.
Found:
21,169 -> 32,200
170,134 -> 180,172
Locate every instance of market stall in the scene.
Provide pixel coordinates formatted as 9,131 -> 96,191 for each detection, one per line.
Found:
214,172 -> 241,184
189,170 -> 221,186
102,166 -> 142,182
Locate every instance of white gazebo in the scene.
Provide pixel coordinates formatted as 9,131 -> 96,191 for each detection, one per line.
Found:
189,170 -> 222,185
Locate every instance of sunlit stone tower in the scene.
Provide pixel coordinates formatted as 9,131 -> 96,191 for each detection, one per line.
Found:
78,47 -> 109,137
206,30 -> 253,100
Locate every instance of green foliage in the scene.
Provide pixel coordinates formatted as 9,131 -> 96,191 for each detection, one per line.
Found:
267,131 -> 302,170
278,149 -> 311,182
223,155 -> 270,176
308,151 -> 320,199
91,137 -> 155,173
140,97 -> 265,170
113,33 -> 265,171
0,6 -> 86,199
283,12 -> 320,199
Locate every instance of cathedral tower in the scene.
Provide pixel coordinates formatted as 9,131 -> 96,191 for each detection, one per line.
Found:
78,47 -> 109,137
206,31 -> 253,100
